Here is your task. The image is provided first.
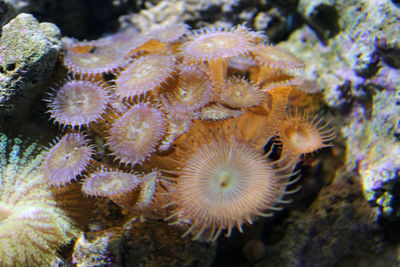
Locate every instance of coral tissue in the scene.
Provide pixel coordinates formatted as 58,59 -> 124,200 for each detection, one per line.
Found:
43,23 -> 335,241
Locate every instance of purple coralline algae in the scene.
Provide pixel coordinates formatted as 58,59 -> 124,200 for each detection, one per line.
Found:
280,0 -> 400,219
343,90 -> 400,217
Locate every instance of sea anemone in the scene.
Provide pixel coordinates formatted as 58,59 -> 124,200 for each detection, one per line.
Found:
115,54 -> 176,100
82,168 -> 142,198
0,133 -> 77,266
41,132 -> 94,187
106,103 -> 166,165
163,121 -> 292,241
158,100 -> 194,152
147,23 -> 190,43
182,25 -> 255,63
228,54 -> 258,74
181,25 -> 256,86
278,112 -> 335,160
219,77 -> 264,108
261,77 -> 305,93
250,44 -> 305,84
63,41 -> 131,76
164,66 -> 213,112
48,79 -> 110,128
103,27 -> 148,52
136,170 -> 160,209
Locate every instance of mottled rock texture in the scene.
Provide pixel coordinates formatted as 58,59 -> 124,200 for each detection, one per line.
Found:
72,218 -> 216,267
257,174 -> 390,267
280,0 -> 400,220
0,13 -> 61,122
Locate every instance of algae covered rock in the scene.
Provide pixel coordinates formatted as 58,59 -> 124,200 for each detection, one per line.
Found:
0,13 -> 61,120
282,0 -> 400,107
279,0 -> 400,221
343,89 -> 400,219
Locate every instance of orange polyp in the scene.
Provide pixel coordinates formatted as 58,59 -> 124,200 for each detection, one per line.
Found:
251,44 -> 305,78
165,66 -> 212,111
133,39 -> 168,54
181,25 -> 255,88
42,133 -> 93,187
63,41 -> 131,77
266,85 -> 295,124
219,77 -> 264,108
254,65 -> 286,85
194,103 -> 244,121
278,112 -> 335,162
82,168 -> 142,198
162,120 -> 290,241
48,79 -> 110,128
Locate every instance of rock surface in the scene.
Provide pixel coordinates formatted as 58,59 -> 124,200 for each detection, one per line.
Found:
72,217 -> 217,267
0,13 -> 61,122
279,0 -> 400,221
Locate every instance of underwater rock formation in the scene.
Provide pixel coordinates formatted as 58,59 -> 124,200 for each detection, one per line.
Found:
257,173 -> 388,267
343,89 -> 400,219
282,0 -> 399,107
280,0 -> 400,220
120,0 -> 300,42
72,219 -> 216,266
0,13 -> 61,121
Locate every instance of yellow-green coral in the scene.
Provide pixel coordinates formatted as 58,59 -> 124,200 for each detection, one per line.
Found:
0,133 -> 77,266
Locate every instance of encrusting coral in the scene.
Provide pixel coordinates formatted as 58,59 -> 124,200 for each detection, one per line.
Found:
0,133 -> 78,266
43,23 -> 334,241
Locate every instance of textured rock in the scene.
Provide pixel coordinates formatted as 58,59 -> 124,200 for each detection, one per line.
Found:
121,219 -> 216,266
342,89 -> 400,219
281,0 -> 400,107
0,13 -> 61,120
72,218 -> 217,267
278,0 -> 400,221
72,229 -> 123,266
119,0 -> 299,42
257,174 -> 388,267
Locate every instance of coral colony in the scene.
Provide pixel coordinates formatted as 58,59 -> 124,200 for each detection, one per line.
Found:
42,24 -> 334,242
